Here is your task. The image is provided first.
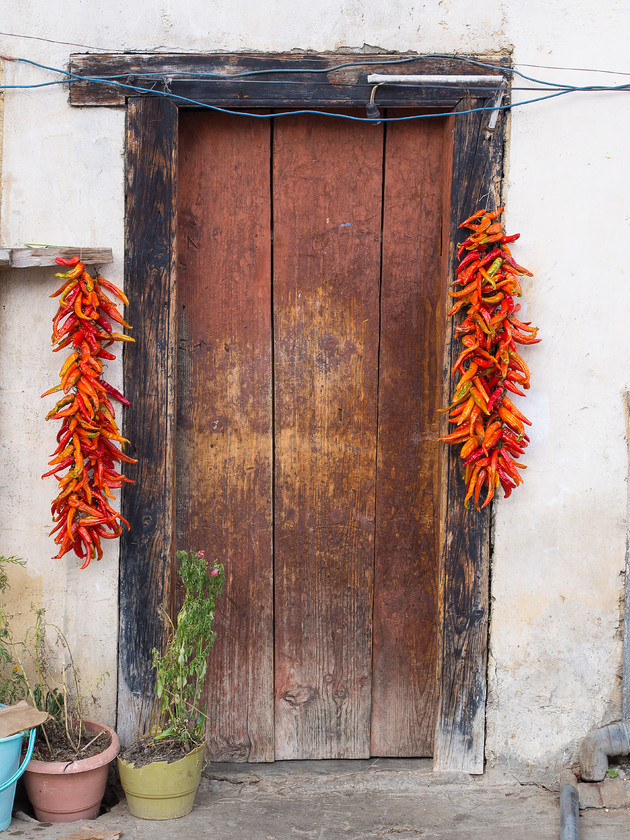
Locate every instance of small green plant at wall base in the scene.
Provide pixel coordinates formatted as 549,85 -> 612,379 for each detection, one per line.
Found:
11,607 -> 110,760
0,555 -> 27,704
151,550 -> 224,748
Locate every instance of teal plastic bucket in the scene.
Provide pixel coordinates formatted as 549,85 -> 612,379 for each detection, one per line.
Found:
0,727 -> 35,831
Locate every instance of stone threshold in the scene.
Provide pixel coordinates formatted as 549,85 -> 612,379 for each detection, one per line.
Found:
204,758 -> 490,793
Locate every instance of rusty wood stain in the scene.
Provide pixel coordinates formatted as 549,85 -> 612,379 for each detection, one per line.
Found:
370,113 -> 447,757
176,111 -> 275,762
272,113 -> 382,760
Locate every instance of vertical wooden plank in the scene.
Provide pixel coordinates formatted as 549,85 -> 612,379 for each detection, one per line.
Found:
273,114 -> 383,759
176,112 -> 274,762
433,97 -> 506,773
119,96 -> 178,746
370,115 -> 447,756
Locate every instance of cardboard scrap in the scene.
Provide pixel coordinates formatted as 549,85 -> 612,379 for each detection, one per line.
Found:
0,700 -> 49,738
55,828 -> 122,840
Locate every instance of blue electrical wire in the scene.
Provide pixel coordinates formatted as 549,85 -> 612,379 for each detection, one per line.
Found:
0,54 -> 627,123
36,52 -> 630,90
112,80 -> 575,122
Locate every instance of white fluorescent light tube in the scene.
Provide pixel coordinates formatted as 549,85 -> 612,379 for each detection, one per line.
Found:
366,74 -> 505,85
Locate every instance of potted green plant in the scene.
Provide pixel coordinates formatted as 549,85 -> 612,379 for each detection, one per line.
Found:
4,594 -> 120,822
118,549 -> 224,820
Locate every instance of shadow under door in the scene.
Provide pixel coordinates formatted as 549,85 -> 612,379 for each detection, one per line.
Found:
176,109 -> 448,762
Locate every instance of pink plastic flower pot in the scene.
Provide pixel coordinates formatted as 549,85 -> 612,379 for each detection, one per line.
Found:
23,720 -> 120,823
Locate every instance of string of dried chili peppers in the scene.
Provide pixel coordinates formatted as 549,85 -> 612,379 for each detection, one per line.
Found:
41,256 -> 136,568
439,208 -> 540,510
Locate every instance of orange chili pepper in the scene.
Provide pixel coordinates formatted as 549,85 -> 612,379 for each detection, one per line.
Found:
472,388 -> 490,416
460,436 -> 478,460
455,396 -> 476,426
464,465 -> 481,508
502,396 -> 532,426
474,468 -> 488,510
468,405 -> 481,436
458,209 -> 485,228
58,351 -> 79,380
439,426 -> 471,444
67,262 -> 85,280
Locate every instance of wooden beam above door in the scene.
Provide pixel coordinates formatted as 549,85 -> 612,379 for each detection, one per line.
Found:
69,53 -> 506,109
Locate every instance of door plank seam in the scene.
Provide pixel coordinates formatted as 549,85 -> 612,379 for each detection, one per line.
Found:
370,114 -> 388,754
270,113 -> 277,761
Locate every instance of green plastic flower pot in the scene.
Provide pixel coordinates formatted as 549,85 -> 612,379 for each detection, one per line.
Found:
118,744 -> 204,820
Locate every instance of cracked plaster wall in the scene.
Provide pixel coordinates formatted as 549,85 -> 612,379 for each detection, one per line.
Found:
0,1 -> 628,781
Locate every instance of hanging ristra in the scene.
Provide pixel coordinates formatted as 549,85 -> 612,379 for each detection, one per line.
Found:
438,207 -> 540,510
41,256 -> 136,568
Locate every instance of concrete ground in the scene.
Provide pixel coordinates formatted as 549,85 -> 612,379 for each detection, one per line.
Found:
8,759 -> 630,840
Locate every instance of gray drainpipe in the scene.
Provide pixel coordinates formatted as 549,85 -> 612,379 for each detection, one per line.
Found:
580,720 -> 630,781
560,771 -> 579,840
565,721 -> 630,839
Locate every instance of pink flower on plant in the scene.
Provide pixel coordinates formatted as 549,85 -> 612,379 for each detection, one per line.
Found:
210,568 -> 219,577
197,550 -> 205,557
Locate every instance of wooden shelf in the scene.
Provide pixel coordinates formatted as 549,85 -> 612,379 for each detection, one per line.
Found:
0,247 -> 113,269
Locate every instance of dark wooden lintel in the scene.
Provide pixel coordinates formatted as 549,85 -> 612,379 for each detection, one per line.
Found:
69,53 -> 506,108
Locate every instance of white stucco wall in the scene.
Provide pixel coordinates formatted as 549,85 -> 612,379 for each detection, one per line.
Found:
1,1 -> 628,782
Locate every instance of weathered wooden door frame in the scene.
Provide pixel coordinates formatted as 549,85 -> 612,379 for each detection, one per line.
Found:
70,52 -> 508,773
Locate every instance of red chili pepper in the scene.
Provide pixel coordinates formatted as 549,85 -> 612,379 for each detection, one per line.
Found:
513,333 -> 542,345
504,380 -> 526,397
463,448 -> 485,466
454,261 -> 481,285
456,251 -> 480,274
96,274 -> 130,307
41,457 -> 74,478
471,355 -> 494,369
98,299 -> 133,329
100,380 -> 131,406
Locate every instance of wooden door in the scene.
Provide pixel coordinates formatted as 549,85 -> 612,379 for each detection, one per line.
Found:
176,109 -> 447,761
